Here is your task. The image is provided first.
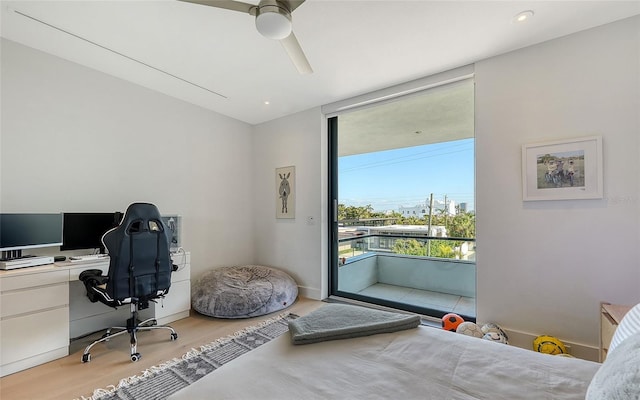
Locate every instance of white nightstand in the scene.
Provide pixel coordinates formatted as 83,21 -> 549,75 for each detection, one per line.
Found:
600,302 -> 632,362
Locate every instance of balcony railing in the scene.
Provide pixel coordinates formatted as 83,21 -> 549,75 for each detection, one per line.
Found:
336,234 -> 476,318
338,234 -> 475,262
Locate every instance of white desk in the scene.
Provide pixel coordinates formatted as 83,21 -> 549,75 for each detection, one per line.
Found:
0,252 -> 190,377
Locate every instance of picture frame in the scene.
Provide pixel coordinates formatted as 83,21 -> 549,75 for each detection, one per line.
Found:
522,136 -> 603,201
276,166 -> 295,218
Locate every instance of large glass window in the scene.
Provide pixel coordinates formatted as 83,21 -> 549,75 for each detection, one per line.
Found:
329,78 -> 475,320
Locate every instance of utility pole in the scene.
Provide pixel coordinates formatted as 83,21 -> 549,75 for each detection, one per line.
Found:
444,194 -> 448,229
427,193 -> 433,257
427,193 -> 434,232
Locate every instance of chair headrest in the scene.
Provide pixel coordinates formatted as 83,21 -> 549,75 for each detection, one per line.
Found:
121,203 -> 162,224
101,203 -> 168,248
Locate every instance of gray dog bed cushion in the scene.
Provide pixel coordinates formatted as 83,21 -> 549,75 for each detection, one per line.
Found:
192,265 -> 298,319
288,303 -> 421,345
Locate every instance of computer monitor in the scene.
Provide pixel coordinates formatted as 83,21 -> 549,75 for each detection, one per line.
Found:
0,213 -> 63,259
61,212 -> 122,254
161,215 -> 181,250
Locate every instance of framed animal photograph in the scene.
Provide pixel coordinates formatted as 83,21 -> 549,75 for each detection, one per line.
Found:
522,136 -> 603,201
276,166 -> 295,219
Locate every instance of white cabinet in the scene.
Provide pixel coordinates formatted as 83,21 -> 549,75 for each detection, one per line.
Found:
600,302 -> 632,362
140,251 -> 191,325
0,269 -> 70,377
68,252 -> 191,337
0,251 -> 191,376
69,279 -> 131,338
66,259 -> 132,338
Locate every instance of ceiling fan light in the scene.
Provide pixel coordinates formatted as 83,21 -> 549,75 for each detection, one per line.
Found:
255,6 -> 292,40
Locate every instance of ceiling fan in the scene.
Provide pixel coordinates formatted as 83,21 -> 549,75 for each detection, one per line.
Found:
179,0 -> 313,74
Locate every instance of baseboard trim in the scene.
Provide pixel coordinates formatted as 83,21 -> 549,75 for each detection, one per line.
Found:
298,286 -> 321,300
505,329 -> 600,362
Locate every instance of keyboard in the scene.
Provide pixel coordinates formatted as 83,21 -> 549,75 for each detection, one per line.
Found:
68,254 -> 109,263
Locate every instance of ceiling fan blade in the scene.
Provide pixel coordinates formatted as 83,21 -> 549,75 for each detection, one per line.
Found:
280,31 -> 313,74
287,0 -> 306,12
178,0 -> 254,14
181,0 -> 312,74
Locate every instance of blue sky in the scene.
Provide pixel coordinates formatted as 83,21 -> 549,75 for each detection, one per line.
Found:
338,138 -> 475,212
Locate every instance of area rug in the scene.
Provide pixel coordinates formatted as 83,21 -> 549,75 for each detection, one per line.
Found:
79,313 -> 297,400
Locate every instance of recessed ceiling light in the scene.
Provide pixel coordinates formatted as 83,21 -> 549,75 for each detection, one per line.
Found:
264,101 -> 270,105
512,10 -> 534,24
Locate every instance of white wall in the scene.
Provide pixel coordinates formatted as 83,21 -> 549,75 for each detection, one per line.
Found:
252,16 -> 640,355
251,108 -> 327,300
475,15 -> 640,351
2,14 -> 639,354
0,38 -> 256,280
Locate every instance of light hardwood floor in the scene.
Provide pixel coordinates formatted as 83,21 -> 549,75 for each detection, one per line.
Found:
0,298 -> 324,400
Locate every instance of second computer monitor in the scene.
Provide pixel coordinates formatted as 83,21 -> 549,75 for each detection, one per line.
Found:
61,212 -> 122,253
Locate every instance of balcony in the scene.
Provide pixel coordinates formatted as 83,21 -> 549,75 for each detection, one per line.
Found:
337,234 -> 476,319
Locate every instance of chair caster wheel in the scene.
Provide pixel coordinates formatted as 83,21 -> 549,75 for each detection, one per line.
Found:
131,353 -> 141,362
170,332 -> 178,341
82,353 -> 91,363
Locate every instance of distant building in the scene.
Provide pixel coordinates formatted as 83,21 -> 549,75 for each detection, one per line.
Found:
363,224 -> 447,238
398,198 -> 457,218
398,204 -> 427,217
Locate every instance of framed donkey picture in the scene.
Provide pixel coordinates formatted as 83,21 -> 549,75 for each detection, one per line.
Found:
276,166 -> 295,219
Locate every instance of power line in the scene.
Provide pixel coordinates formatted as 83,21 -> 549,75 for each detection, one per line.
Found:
341,140 -> 472,169
340,146 -> 473,173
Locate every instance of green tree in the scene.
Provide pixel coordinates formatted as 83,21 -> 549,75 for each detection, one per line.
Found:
429,240 -> 456,258
447,211 -> 475,238
429,213 -> 446,227
392,238 -> 462,259
338,204 -> 372,220
392,239 -> 426,256
338,204 -> 389,221
402,216 -> 424,225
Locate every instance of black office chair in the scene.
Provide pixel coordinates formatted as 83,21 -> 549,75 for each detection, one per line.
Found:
79,202 -> 178,363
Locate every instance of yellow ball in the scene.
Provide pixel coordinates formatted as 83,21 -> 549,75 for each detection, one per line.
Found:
533,335 -> 567,355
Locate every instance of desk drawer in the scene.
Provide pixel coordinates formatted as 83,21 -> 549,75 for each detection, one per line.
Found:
68,262 -> 109,281
160,279 -> 191,318
0,307 -> 69,365
172,263 -> 190,283
0,270 -> 68,291
1,282 -> 69,318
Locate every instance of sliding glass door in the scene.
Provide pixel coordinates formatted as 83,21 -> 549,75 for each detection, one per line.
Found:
328,79 -> 476,320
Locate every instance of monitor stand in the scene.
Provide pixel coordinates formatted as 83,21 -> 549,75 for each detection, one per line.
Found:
1,249 -> 27,261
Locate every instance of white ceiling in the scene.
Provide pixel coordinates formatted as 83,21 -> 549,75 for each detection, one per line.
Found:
2,0 -> 639,125
338,78 -> 474,156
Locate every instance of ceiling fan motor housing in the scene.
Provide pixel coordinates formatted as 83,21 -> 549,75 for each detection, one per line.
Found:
255,0 -> 292,40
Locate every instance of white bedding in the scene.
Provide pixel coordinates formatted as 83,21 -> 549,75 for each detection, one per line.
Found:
169,325 -> 600,400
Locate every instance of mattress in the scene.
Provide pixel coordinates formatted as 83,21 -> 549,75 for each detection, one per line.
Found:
169,324 -> 600,400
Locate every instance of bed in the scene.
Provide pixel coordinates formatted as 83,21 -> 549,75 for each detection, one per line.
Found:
168,303 -> 640,400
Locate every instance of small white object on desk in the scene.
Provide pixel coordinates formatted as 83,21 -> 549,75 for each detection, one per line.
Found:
68,254 -> 109,263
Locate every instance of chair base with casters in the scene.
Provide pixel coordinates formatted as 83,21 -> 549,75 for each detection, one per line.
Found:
80,269 -> 178,363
